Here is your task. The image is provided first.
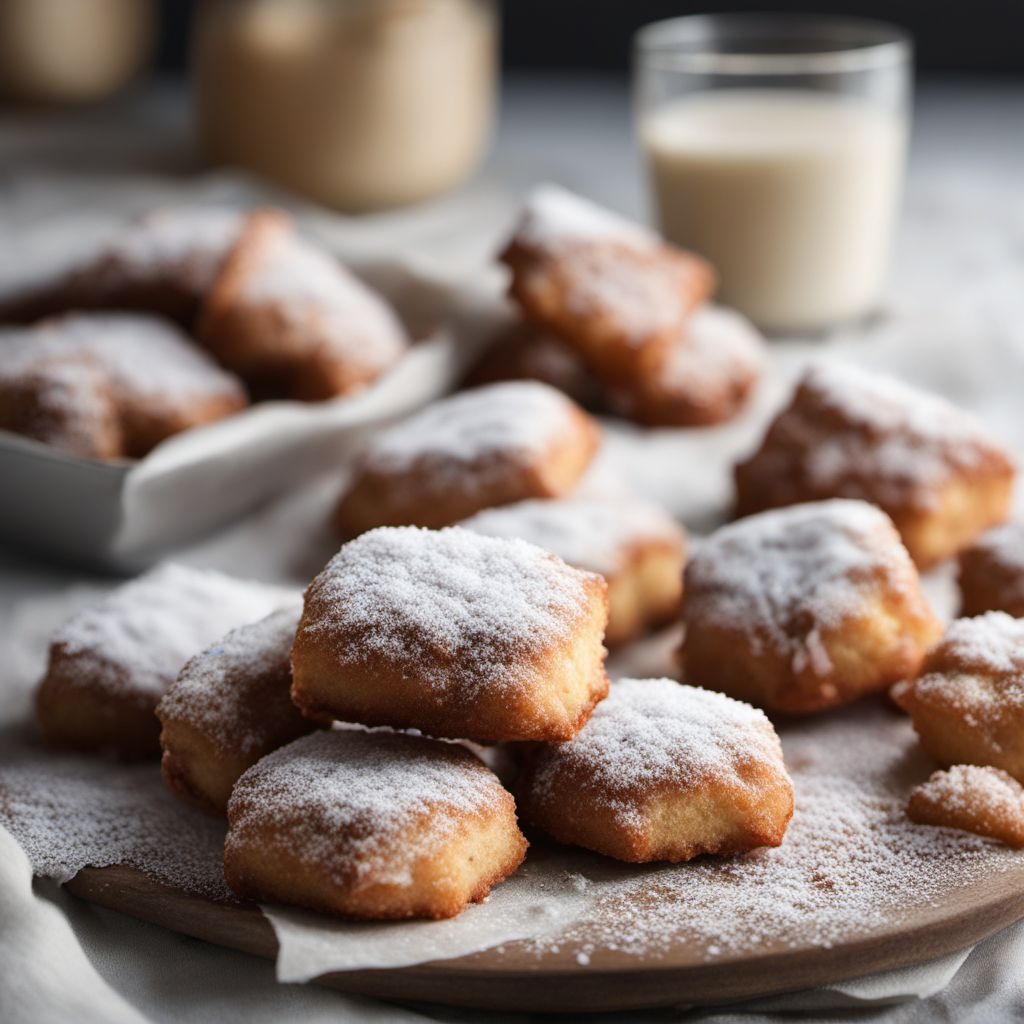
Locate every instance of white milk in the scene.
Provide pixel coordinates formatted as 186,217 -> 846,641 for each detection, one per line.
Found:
641,89 -> 907,334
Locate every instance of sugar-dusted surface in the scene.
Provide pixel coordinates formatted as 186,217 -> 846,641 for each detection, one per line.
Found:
802,363 -> 1011,509
50,563 -> 296,699
966,523 -> 1024,574
460,495 -> 683,577
226,730 -> 509,888
960,523 -> 1024,610
526,679 -> 783,830
686,499 -> 914,668
915,612 -> 1024,710
512,185 -> 655,253
239,226 -> 407,374
100,207 -> 242,286
299,526 -> 596,699
362,380 -> 581,487
156,603 -> 302,756
0,313 -> 245,405
656,304 -> 765,390
6,695 -> 1023,976
912,765 -> 1024,821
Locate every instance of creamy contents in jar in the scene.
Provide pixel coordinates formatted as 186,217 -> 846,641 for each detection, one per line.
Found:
194,0 -> 496,212
641,89 -> 907,334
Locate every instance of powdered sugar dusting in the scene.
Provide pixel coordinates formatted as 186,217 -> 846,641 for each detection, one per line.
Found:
686,499 -> 912,667
361,381 -> 584,493
659,304 -> 765,389
50,563 -> 296,699
912,765 -> 1024,821
513,185 -> 656,253
461,496 -> 684,577
528,679 -> 783,830
156,603 -> 303,756
803,363 -> 1011,508
0,314 -> 245,405
226,729 -> 507,888
299,526 -> 595,699
240,228 -> 407,373
915,612 -> 1024,712
0,736 -> 230,898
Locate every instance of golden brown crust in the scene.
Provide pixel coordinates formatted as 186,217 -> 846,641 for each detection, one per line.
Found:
331,382 -> 601,538
198,210 -> 408,402
605,305 -> 764,429
517,679 -> 793,863
681,500 -> 942,715
734,365 -> 1015,569
36,659 -> 162,759
904,613 -> 1024,783
291,526 -> 610,744
502,236 -> 715,385
224,730 -> 528,920
907,765 -> 1024,848
157,608 -> 317,815
957,523 -> 1024,618
0,359 -> 124,459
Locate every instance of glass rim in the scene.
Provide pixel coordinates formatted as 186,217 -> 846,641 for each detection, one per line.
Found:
635,13 -> 912,75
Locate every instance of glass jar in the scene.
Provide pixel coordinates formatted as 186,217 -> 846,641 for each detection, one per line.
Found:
0,0 -> 154,104
634,14 -> 912,334
193,0 -> 498,212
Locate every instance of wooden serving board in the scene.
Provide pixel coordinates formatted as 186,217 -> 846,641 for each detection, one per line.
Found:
65,860 -> 1024,1014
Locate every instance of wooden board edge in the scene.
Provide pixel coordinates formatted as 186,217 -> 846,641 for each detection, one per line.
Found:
64,864 -> 1024,1014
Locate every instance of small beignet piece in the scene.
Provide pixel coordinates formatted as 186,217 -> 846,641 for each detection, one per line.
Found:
605,305 -> 764,428
198,210 -> 408,401
0,314 -> 247,458
292,526 -> 609,743
957,522 -> 1024,618
36,564 -> 294,758
224,729 -> 528,920
518,678 -> 793,863
332,381 -> 600,537
734,364 -> 1016,569
908,765 -> 1024,848
501,186 -> 715,382
903,613 -> 1024,783
460,495 -> 686,645
157,605 -> 317,815
682,500 -> 942,714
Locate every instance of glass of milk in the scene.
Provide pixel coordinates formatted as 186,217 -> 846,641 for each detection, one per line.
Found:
634,14 -> 911,334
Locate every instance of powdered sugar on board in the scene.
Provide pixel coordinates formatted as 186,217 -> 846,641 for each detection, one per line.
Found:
460,495 -> 684,577
2,686 -> 1022,977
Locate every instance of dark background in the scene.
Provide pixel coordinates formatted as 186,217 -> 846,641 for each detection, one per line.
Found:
159,1 -> 1024,75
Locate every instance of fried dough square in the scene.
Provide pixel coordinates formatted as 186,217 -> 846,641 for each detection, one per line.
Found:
734,364 -> 1015,568
332,380 -> 600,537
224,729 -> 528,920
292,526 -> 609,743
518,678 -> 793,863
682,499 -> 941,714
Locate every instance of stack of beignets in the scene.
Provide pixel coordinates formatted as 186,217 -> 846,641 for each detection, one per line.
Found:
478,185 -> 765,428
0,206 -> 411,458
